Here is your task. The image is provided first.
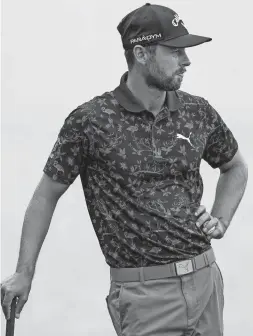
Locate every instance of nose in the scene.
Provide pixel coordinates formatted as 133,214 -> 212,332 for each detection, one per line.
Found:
180,49 -> 191,67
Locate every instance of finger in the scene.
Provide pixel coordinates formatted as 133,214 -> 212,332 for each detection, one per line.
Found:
195,205 -> 206,217
209,226 -> 223,239
206,228 -> 219,240
15,296 -> 28,318
206,226 -> 216,235
205,224 -> 218,241
196,212 -> 211,228
202,217 -> 219,233
2,292 -> 14,320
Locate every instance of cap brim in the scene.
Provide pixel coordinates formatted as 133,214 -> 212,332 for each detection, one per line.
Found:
158,34 -> 212,48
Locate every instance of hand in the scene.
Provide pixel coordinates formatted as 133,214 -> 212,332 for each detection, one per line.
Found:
195,205 -> 227,240
1,272 -> 33,320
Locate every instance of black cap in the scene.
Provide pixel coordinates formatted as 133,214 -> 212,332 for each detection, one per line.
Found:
117,3 -> 212,50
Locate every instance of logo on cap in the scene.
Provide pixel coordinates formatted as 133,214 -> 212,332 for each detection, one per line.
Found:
172,14 -> 185,27
130,33 -> 162,45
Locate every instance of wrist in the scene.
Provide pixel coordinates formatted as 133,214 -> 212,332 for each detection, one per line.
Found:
16,264 -> 35,278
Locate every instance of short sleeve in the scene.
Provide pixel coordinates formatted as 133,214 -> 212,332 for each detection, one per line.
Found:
43,107 -> 92,185
202,102 -> 238,168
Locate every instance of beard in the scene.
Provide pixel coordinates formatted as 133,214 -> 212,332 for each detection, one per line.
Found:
144,60 -> 183,91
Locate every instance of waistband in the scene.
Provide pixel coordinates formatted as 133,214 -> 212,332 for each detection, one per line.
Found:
110,248 -> 215,282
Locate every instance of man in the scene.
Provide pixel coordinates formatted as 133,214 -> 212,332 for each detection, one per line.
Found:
1,3 -> 248,335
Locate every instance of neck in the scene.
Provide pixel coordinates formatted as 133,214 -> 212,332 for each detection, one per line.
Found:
126,69 -> 166,116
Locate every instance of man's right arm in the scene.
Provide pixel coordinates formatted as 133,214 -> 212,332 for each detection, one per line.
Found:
16,104 -> 92,277
16,173 -> 69,278
1,105 -> 91,319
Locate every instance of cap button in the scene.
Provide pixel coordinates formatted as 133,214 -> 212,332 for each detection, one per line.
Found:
145,3 -> 151,5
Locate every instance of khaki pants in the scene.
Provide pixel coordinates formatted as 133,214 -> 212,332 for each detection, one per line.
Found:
106,261 -> 224,336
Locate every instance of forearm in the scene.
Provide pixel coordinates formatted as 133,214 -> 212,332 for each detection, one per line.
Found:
210,163 -> 248,229
16,194 -> 58,277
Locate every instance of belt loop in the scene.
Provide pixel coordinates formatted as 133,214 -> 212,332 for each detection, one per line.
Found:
173,262 -> 178,276
205,250 -> 210,264
191,257 -> 196,271
203,253 -> 208,266
139,267 -> 145,283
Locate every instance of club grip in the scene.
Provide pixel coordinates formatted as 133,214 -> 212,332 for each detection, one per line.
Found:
6,298 -> 16,336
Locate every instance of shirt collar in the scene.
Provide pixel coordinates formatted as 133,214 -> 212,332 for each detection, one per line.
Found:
113,72 -> 181,113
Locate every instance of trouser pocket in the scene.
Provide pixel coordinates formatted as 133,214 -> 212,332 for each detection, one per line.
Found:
106,282 -> 124,336
212,261 -> 225,315
214,262 -> 224,289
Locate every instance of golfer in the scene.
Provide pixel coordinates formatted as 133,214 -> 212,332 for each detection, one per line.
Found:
1,3 -> 248,336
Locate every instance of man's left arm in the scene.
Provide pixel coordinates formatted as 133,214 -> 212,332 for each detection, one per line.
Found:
202,149 -> 248,239
195,101 -> 248,239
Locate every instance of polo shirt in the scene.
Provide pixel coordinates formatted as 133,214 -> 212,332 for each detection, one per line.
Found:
43,72 -> 238,268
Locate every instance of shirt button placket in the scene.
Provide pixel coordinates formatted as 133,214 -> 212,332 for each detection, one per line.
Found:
152,113 -> 164,159
143,112 -> 156,160
151,121 -> 156,157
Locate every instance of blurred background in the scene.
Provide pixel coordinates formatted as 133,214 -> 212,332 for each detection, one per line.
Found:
1,0 -> 252,335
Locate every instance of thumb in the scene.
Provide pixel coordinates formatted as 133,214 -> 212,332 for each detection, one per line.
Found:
15,296 -> 28,318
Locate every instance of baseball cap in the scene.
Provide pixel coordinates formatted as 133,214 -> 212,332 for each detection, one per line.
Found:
117,3 -> 212,50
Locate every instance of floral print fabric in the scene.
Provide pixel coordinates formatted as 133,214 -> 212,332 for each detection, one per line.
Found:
43,73 -> 238,268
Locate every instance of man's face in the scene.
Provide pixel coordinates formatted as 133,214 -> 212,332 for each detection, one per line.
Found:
142,45 -> 191,91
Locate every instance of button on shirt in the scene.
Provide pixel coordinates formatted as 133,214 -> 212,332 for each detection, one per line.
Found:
43,72 -> 238,268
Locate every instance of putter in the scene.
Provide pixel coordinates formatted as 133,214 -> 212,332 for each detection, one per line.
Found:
6,298 -> 16,336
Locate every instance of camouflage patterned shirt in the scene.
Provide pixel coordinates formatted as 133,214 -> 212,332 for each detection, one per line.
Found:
43,72 -> 238,268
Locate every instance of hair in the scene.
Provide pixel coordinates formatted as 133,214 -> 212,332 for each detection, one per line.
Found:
124,44 -> 157,71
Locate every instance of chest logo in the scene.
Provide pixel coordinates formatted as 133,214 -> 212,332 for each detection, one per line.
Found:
176,132 -> 194,147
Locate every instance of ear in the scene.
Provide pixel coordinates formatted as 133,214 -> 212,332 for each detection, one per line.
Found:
133,45 -> 149,65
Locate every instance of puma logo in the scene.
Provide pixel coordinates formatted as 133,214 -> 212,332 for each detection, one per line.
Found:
176,132 -> 194,147
178,261 -> 190,272
176,260 -> 193,275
